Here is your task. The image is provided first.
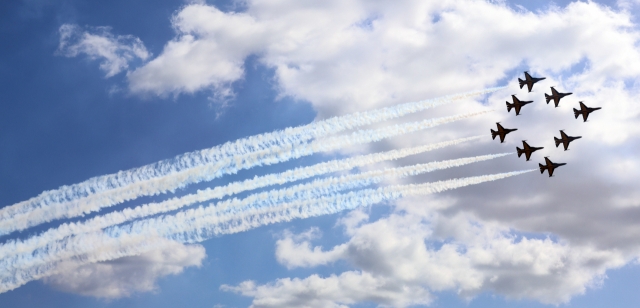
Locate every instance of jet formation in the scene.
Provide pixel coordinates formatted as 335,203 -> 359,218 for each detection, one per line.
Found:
489,71 -> 603,177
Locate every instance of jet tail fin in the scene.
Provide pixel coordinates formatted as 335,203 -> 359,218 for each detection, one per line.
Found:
506,101 -> 513,112
539,163 -> 547,174
573,108 -> 580,119
554,137 -> 561,147
516,147 -> 523,157
490,129 -> 497,140
545,93 -> 552,104
518,78 -> 525,89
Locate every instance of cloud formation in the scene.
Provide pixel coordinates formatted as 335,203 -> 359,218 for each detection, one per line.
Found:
229,208 -> 624,307
43,241 -> 205,299
58,24 -> 150,77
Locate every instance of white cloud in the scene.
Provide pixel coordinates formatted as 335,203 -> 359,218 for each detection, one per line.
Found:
43,241 -> 205,299
127,4 -> 267,96
227,209 -> 625,306
58,24 -> 150,77
221,271 -> 433,308
275,228 -> 346,269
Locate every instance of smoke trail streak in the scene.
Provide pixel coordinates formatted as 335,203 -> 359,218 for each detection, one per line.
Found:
0,87 -> 502,230
0,170 -> 533,293
0,136 -> 484,259
0,152 -> 509,266
0,110 -> 490,234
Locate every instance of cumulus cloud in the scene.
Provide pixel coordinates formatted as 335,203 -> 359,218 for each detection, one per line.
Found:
58,24 -> 150,77
275,228 -> 347,269
221,271 -> 433,308
227,208 -> 625,307
43,241 -> 205,299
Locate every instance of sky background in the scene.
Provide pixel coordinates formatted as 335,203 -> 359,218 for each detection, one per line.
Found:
3,0 -> 640,307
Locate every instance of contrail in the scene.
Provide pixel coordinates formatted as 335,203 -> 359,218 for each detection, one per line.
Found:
0,110 -> 490,234
0,87 -> 502,232
0,136 -> 484,259
0,170 -> 532,293
0,152 -> 509,264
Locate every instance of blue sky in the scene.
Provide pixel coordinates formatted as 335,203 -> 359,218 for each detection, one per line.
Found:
3,0 -> 640,307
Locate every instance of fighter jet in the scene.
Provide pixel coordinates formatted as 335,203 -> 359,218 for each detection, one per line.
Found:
539,157 -> 566,177
516,140 -> 544,161
518,72 -> 546,92
573,101 -> 602,122
554,130 -> 582,151
490,122 -> 517,143
506,95 -> 533,116
544,87 -> 572,107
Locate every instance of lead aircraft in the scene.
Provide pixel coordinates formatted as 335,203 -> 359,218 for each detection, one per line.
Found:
518,71 -> 546,92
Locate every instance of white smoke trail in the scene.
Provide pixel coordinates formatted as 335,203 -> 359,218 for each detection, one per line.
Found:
0,87 -> 502,230
0,170 -> 533,293
0,152 -> 509,265
0,136 -> 484,260
0,110 -> 490,234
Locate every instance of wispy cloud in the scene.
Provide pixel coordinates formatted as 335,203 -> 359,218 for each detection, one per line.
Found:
57,24 -> 150,77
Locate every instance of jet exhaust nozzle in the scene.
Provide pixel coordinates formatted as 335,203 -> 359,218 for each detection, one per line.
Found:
545,93 -> 552,104
539,164 -> 546,174
573,108 -> 580,119
506,102 -> 513,112
516,147 -> 523,157
490,129 -> 497,140
518,78 -> 525,89
554,137 -> 561,147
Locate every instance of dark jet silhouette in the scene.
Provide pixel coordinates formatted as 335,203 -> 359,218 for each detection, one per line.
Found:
506,95 -> 533,116
516,140 -> 544,161
539,157 -> 566,177
574,101 -> 602,122
544,87 -> 572,107
554,130 -> 582,151
518,72 -> 546,92
490,122 -> 517,143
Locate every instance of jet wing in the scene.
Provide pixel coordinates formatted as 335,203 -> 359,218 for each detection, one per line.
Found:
548,166 -> 555,177
551,87 -> 558,96
579,101 -> 587,111
514,104 -> 522,115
